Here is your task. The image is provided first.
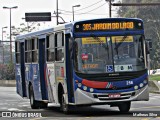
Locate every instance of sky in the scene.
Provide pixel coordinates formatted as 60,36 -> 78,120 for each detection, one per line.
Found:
0,0 -> 119,40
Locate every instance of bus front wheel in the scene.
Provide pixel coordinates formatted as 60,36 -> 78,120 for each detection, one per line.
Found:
118,102 -> 131,113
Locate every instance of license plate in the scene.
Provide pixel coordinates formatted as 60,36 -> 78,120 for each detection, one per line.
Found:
108,93 -> 121,98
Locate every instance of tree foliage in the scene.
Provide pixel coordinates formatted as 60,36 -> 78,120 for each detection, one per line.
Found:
117,0 -> 160,69
0,63 -> 15,80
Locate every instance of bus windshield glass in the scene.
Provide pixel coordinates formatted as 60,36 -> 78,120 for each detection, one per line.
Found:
74,35 -> 145,74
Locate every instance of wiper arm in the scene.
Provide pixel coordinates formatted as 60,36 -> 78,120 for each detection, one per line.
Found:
90,34 -> 109,50
90,34 -> 109,59
114,36 -> 127,50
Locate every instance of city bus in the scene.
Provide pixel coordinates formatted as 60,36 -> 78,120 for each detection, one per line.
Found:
15,18 -> 151,113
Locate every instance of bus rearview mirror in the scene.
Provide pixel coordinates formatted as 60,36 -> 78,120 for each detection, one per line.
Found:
145,39 -> 152,54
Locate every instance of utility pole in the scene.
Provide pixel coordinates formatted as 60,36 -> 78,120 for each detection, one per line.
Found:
56,0 -> 58,25
105,0 -> 114,18
2,26 -> 7,64
53,12 -> 66,24
109,0 -> 111,18
3,6 -> 18,63
72,5 -> 81,21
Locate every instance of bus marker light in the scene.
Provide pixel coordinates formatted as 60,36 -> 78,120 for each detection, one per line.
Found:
138,23 -> 142,26
76,25 -> 79,28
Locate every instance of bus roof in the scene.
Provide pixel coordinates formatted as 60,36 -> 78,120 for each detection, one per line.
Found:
16,18 -> 143,41
16,23 -> 73,41
73,17 -> 143,24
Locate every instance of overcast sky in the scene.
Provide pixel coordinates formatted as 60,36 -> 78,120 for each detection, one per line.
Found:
0,0 -> 119,40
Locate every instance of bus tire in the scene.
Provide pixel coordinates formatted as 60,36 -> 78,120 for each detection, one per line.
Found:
118,102 -> 131,113
60,91 -> 70,114
39,101 -> 48,109
29,85 -> 39,109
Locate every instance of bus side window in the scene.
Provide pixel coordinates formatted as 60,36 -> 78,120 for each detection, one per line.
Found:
15,41 -> 20,64
55,32 -> 64,61
46,34 -> 55,62
32,38 -> 38,63
25,39 -> 32,63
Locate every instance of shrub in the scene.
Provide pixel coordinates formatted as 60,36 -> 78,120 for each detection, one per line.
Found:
0,63 -> 15,80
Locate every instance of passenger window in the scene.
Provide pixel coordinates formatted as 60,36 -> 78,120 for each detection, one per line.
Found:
25,40 -> 32,63
15,42 -> 20,64
32,38 -> 38,62
55,32 -> 64,61
46,34 -> 55,62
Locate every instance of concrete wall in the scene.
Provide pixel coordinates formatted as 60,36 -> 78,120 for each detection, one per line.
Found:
149,81 -> 160,93
0,80 -> 16,87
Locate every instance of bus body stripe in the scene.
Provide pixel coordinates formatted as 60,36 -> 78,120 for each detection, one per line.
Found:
82,79 -> 108,88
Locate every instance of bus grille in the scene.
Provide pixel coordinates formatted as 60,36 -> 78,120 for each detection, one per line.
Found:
93,91 -> 135,101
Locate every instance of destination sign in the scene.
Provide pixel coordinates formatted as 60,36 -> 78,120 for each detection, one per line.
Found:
74,20 -> 143,32
83,22 -> 134,31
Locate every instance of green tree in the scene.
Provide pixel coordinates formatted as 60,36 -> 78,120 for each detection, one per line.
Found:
0,62 -> 15,80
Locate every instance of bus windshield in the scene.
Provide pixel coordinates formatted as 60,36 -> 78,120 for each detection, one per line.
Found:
74,35 -> 145,74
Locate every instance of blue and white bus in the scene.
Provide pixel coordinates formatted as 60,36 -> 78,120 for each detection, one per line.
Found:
15,18 -> 150,113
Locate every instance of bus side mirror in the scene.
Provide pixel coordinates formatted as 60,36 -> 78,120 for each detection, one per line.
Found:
146,39 -> 152,54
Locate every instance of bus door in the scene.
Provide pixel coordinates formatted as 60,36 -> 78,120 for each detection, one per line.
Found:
19,42 -> 27,97
65,34 -> 74,103
38,36 -> 48,100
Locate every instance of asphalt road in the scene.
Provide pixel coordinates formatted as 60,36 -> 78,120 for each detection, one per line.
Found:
0,87 -> 160,120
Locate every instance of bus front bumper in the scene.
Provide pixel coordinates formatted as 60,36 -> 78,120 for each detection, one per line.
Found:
74,85 -> 149,105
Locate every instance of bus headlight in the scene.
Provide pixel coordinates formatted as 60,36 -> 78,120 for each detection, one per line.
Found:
134,85 -> 138,90
83,86 -> 87,91
139,83 -> 144,88
78,83 -> 82,87
90,88 -> 94,92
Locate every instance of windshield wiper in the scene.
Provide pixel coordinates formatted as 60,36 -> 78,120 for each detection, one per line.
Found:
90,34 -> 109,50
114,36 -> 127,50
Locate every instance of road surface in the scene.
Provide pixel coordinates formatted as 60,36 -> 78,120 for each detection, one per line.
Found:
0,87 -> 160,120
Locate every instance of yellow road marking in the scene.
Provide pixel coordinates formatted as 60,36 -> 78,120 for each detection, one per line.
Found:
141,119 -> 149,120
85,117 -> 91,118
30,118 -> 41,120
